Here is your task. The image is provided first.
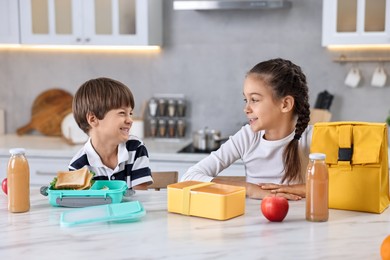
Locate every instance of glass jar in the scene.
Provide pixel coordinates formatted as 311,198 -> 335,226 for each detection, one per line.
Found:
148,98 -> 158,117
167,99 -> 176,117
157,99 -> 167,117
149,119 -> 157,137
177,119 -> 186,137
7,148 -> 30,213
177,99 -> 186,117
168,119 -> 176,137
158,119 -> 167,137
306,153 -> 329,222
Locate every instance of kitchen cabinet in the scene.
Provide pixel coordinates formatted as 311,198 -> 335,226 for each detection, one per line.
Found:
18,0 -> 162,46
322,0 -> 390,46
0,155 -> 70,185
0,0 -> 19,43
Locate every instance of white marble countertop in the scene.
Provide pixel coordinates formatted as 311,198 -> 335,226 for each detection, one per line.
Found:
0,134 -> 226,163
0,187 -> 388,259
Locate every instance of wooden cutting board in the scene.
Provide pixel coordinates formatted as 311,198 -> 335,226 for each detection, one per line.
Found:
17,89 -> 73,136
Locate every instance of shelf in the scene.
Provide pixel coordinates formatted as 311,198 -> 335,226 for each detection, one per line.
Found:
173,0 -> 292,10
333,54 -> 390,63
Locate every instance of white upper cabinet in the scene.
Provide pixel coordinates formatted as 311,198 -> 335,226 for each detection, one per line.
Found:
19,0 -> 162,46
0,0 -> 20,43
322,0 -> 390,46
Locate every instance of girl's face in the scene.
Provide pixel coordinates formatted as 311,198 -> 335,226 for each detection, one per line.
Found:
94,107 -> 133,144
243,74 -> 287,133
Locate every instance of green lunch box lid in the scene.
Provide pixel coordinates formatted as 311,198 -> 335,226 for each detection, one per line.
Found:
60,200 -> 146,227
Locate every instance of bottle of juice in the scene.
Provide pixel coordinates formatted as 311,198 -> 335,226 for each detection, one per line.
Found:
306,153 -> 328,222
7,148 -> 30,213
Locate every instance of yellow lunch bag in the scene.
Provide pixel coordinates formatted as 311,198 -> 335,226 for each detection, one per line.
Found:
310,121 -> 390,213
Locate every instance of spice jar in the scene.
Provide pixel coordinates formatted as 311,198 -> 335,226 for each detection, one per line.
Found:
148,98 -> 157,117
168,119 -> 176,137
157,99 -> 167,117
167,99 -> 176,117
158,119 -> 167,137
177,99 -> 186,117
149,119 -> 157,137
177,119 -> 186,137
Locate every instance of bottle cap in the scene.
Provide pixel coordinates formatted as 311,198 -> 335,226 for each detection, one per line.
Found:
9,148 -> 26,155
309,153 -> 326,160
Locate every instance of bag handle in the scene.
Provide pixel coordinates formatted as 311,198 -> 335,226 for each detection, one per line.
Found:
338,125 -> 353,166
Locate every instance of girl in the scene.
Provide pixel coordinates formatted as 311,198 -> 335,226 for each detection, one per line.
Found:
181,58 -> 312,200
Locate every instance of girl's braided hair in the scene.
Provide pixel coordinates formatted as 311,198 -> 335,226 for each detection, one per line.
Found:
248,58 -> 310,183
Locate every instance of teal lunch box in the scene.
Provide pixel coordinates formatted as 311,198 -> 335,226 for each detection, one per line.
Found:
40,180 -> 128,207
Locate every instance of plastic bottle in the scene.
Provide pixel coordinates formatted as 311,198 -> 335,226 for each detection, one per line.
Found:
306,153 -> 328,222
7,148 -> 30,213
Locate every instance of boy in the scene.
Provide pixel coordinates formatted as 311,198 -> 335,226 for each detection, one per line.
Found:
69,77 -> 153,190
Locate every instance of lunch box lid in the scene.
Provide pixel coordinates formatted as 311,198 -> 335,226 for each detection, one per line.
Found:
60,200 -> 146,227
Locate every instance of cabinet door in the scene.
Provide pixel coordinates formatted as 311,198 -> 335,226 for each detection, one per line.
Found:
322,0 -> 390,46
28,157 -> 70,185
19,0 -> 84,45
0,0 -> 19,43
83,0 -> 162,46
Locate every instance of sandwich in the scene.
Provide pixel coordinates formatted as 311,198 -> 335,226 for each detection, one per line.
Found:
51,167 -> 94,190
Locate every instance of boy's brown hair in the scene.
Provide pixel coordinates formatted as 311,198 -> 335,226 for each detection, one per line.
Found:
73,77 -> 135,134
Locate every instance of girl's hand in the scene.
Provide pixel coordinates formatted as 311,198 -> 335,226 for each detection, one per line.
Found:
245,182 -> 301,201
259,183 -> 306,199
212,178 -> 304,201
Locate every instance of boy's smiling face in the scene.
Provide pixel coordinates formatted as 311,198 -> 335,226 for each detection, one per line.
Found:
92,106 -> 133,145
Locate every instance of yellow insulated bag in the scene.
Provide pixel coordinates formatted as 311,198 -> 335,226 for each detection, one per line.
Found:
310,122 -> 389,213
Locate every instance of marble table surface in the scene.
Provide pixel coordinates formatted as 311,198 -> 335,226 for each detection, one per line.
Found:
0,186 -> 389,260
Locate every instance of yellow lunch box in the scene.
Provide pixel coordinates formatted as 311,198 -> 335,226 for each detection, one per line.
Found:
167,181 -> 246,220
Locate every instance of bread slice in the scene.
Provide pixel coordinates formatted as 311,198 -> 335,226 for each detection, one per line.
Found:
75,171 -> 94,190
55,167 -> 89,189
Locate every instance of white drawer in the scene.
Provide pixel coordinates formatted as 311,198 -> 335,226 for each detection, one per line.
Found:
28,157 -> 70,185
0,156 -> 70,186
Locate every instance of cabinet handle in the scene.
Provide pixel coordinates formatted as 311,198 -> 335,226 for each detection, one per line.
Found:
36,171 -> 57,176
76,38 -> 82,42
85,38 -> 91,43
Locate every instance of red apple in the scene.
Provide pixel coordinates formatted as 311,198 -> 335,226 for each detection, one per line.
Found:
2,178 -> 7,195
261,196 -> 289,222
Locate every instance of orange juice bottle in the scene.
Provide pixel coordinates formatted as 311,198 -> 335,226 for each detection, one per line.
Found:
7,148 -> 30,213
306,153 -> 328,222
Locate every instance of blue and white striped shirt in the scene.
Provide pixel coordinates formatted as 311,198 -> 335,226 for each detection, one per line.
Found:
68,135 -> 153,188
